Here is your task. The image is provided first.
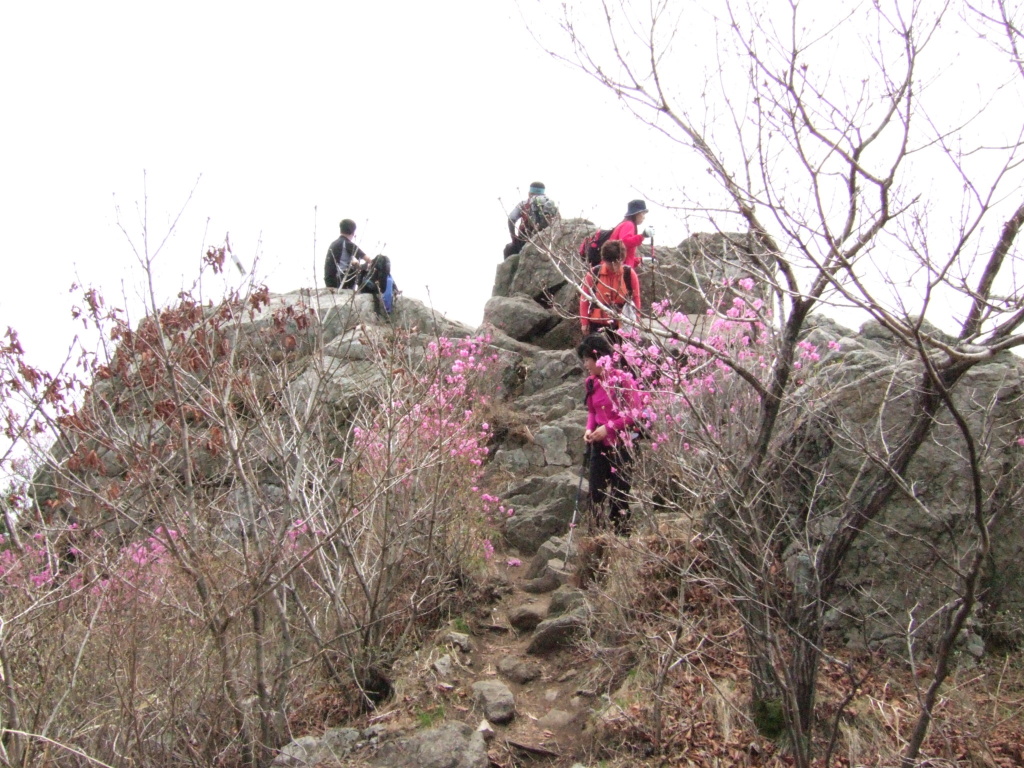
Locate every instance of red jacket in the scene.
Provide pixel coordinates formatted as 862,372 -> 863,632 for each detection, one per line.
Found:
610,219 -> 645,269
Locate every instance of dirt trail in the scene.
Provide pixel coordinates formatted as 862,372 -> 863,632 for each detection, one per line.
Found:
457,557 -> 600,767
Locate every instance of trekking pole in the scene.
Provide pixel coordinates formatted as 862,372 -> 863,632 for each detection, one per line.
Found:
563,443 -> 590,569
649,233 -> 657,330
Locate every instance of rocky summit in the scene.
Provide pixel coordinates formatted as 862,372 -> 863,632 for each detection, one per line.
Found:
24,219 -> 1024,766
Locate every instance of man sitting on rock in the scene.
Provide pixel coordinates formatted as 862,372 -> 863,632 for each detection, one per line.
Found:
324,218 -> 371,289
503,182 -> 559,260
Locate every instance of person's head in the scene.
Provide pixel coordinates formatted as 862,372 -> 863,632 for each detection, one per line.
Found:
624,199 -> 648,226
577,333 -> 615,377
600,239 -> 626,270
528,181 -> 546,198
340,219 -> 357,236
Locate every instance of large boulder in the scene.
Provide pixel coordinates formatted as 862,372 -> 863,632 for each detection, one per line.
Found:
272,727 -> 361,766
482,296 -> 559,343
503,472 -> 585,554
788,317 -> 1024,651
370,722 -> 488,768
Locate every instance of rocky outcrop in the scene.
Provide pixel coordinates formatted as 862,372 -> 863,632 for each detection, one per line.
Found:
502,472 -> 585,555
483,237 -> 1024,654
791,317 -> 1024,650
488,220 -> 767,347
30,287 -> 478,532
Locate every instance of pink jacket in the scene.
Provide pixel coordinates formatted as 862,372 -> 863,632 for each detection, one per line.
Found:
610,220 -> 645,269
585,374 -> 638,446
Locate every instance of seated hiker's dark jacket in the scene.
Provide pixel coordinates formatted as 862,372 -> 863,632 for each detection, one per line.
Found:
324,237 -> 369,288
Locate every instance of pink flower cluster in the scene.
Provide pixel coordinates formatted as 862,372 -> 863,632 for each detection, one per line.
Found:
594,277 -> 823,455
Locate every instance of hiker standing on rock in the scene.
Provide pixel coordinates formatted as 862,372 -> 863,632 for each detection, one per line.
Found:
324,218 -> 370,289
579,333 -> 638,535
609,199 -> 653,270
579,239 -> 641,335
503,181 -> 559,259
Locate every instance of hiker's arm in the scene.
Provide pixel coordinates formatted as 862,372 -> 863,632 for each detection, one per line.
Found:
620,223 -> 644,249
507,203 -> 522,241
324,250 -> 339,288
585,396 -> 597,434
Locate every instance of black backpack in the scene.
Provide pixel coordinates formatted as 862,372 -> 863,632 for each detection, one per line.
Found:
579,229 -> 614,267
362,255 -> 391,294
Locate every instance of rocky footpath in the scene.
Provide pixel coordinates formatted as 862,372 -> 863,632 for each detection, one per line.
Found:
271,535 -> 609,768
265,226 -> 1024,765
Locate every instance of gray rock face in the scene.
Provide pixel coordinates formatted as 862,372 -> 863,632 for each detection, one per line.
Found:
526,608 -> 589,655
508,604 -> 545,632
549,586 -> 586,617
487,220 -> 589,347
34,287 -> 477,537
489,222 -> 758,349
778,319 -> 1024,652
526,536 -> 578,579
523,351 -> 581,397
483,296 -> 559,342
534,425 -> 572,466
521,570 -> 563,594
503,472 -> 585,554
497,655 -> 542,684
488,230 -> 1024,653
272,727 -> 360,766
370,722 -> 488,768
471,680 -> 516,724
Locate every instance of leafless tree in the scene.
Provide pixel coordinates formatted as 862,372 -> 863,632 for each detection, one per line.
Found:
0,223 -> 497,767
526,0 -> 1024,763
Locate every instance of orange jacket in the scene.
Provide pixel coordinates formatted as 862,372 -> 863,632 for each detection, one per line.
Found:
580,264 -> 641,331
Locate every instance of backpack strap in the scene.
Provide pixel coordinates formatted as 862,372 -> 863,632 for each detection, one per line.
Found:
585,265 -> 600,320
586,264 -> 632,324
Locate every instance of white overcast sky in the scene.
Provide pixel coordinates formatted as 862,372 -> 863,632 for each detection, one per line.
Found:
0,0 -> 699,372
2,0 -> 1021,375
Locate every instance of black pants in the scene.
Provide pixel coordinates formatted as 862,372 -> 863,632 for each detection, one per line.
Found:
503,239 -> 525,260
589,442 -> 633,533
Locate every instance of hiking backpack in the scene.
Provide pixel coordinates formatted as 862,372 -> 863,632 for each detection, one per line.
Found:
585,264 -> 636,327
524,195 -> 559,232
579,229 -> 614,267
361,255 -> 397,314
365,255 -> 390,291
